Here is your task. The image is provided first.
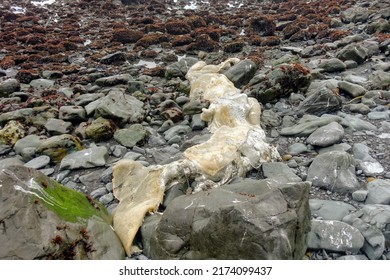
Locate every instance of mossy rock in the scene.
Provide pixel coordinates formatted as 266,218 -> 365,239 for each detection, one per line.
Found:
0,120 -> 26,146
0,166 -> 124,259
36,134 -> 83,163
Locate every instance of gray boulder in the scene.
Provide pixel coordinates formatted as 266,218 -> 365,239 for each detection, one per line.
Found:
0,166 -> 125,259
262,162 -> 301,184
307,151 -> 360,193
307,220 -> 364,253
147,179 -> 311,259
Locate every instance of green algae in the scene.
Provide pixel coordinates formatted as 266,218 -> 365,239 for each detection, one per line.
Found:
29,173 -> 111,224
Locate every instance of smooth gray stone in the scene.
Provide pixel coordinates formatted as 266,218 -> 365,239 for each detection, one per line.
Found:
343,74 -> 368,85
262,162 -> 301,184
287,143 -> 310,155
30,78 -> 55,89
352,190 -> 368,202
0,157 -> 24,169
307,151 -> 360,193
59,106 -> 87,122
337,255 -> 368,260
306,122 -> 344,147
318,58 -> 346,73
44,118 -> 72,135
165,57 -> 199,79
338,81 -> 366,97
114,124 -> 147,148
343,208 -> 386,260
309,199 -> 356,221
296,87 -> 342,116
163,124 -> 192,141
353,143 -> 384,176
95,74 -> 132,87
307,220 -> 364,253
338,112 -> 377,132
223,59 -> 257,88
190,114 -> 206,130
14,135 -> 43,155
99,193 -> 114,205
365,179 -> 390,205
318,143 -> 352,154
24,155 -> 50,169
59,146 -> 109,170
0,78 -> 20,96
343,103 -> 371,114
280,115 -> 342,137
367,111 -> 390,120
90,187 -> 108,199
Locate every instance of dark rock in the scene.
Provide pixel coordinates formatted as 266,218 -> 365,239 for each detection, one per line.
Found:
296,87 -> 342,116
100,52 -> 127,65
222,59 -> 257,88
165,57 -> 198,79
336,44 -> 368,64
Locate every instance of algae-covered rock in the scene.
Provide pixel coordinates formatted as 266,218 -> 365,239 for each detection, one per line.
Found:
0,166 -> 125,259
0,120 -> 26,146
250,63 -> 312,103
36,134 -> 83,163
85,117 -> 117,142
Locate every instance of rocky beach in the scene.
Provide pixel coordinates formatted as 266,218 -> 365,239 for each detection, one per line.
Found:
0,0 -> 390,260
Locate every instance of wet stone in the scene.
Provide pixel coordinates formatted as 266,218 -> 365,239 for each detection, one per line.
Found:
0,78 -> 20,97
24,155 -> 51,169
29,79 -> 55,89
44,118 -> 72,135
306,220 -> 364,253
59,106 -> 87,122
306,122 -> 344,147
365,179 -> 390,205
